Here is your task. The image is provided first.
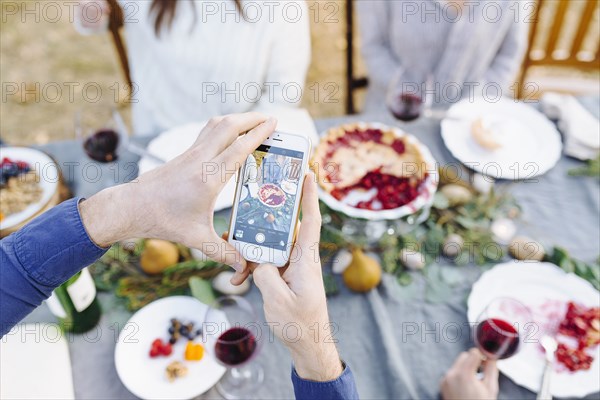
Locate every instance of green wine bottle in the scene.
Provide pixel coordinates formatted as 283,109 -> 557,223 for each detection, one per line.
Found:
46,267 -> 101,333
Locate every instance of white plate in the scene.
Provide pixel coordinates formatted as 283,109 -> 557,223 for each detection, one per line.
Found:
441,97 -> 562,180
468,261 -> 600,398
281,180 -> 298,195
316,122 -> 438,221
114,296 -> 226,400
0,147 -> 59,231
138,110 -> 318,211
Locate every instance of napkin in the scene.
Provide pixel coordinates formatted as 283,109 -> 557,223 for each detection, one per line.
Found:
0,324 -> 75,399
540,93 -> 600,160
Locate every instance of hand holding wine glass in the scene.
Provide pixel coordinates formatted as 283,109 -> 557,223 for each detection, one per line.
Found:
440,348 -> 499,400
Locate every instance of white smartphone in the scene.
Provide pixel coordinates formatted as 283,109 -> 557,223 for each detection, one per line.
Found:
228,131 -> 311,266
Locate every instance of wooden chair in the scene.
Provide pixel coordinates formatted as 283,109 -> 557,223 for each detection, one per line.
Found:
345,0 -> 368,114
106,0 -> 132,89
517,0 -> 600,98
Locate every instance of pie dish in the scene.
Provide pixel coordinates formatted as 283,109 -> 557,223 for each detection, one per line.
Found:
258,184 -> 287,208
0,147 -> 60,237
311,122 -> 438,221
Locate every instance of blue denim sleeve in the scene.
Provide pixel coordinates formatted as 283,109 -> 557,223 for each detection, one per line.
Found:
0,198 -> 107,337
291,363 -> 359,400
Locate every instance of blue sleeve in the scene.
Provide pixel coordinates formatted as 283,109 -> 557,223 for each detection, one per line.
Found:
292,363 -> 359,400
0,198 -> 107,337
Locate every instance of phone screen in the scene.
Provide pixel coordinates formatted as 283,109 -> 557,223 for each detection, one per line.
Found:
232,144 -> 304,251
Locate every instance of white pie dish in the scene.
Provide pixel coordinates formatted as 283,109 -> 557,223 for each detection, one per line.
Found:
315,122 -> 439,221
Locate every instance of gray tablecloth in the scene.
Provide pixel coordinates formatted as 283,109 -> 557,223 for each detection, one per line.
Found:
23,102 -> 600,399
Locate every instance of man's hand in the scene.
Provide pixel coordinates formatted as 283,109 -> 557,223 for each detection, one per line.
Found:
250,173 -> 344,382
440,348 -> 499,400
80,113 -> 276,281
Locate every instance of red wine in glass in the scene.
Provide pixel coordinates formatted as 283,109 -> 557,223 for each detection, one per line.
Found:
214,327 -> 257,366
389,93 -> 423,122
475,318 -> 520,359
84,129 -> 120,163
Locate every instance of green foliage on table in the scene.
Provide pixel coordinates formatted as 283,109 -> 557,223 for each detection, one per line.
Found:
89,242 -> 227,311
545,246 -> 600,290
568,155 -> 600,178
322,272 -> 339,296
189,277 -> 217,305
319,186 -> 518,287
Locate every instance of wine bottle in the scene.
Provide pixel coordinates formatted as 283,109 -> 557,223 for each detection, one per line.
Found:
45,267 -> 102,333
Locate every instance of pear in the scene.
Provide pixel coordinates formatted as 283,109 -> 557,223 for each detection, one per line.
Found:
342,248 -> 382,292
140,239 -> 179,275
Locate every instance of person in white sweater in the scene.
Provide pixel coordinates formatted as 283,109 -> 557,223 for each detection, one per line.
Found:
357,0 -> 529,112
76,0 -> 311,135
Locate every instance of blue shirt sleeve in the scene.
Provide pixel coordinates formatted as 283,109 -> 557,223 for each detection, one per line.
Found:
0,198 -> 107,337
291,362 -> 359,400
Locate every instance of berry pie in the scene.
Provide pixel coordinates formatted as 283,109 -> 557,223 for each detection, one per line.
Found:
312,124 -> 429,211
258,184 -> 287,207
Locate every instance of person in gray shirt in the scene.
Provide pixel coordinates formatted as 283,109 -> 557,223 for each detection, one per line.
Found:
357,0 -> 529,112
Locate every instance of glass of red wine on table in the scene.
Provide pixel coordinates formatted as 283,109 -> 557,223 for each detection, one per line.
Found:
204,295 -> 264,399
474,297 -> 533,362
76,107 -> 165,164
386,71 -> 434,122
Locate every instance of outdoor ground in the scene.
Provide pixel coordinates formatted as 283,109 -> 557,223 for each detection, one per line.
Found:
1,1 -> 598,145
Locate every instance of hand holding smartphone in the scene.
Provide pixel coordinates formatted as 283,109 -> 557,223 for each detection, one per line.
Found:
228,132 -> 311,266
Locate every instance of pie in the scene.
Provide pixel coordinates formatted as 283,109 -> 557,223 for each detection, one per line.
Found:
471,118 -> 502,150
258,184 -> 287,207
311,124 -> 429,210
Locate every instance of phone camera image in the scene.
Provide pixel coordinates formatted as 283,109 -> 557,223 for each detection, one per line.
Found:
232,144 -> 304,251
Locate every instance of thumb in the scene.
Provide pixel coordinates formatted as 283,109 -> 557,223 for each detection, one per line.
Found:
221,231 -> 250,285
295,172 -> 321,254
463,348 -> 485,374
482,358 -> 499,391
253,263 -> 290,301
198,229 -> 246,273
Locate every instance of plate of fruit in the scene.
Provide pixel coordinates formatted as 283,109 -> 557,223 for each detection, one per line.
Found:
468,261 -> 600,398
0,147 -> 60,235
311,122 -> 438,221
257,183 -> 287,208
114,296 -> 226,400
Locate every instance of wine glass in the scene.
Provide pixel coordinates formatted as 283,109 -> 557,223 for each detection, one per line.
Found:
203,295 -> 264,399
75,106 -> 166,164
75,106 -> 121,163
474,297 -> 532,360
386,70 -> 433,122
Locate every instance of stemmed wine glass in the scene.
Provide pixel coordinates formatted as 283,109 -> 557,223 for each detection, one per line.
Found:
204,295 -> 264,399
474,297 -> 532,360
386,70 -> 434,122
75,106 -> 165,164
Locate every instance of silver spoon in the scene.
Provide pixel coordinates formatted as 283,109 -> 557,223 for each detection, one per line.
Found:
537,334 -> 558,400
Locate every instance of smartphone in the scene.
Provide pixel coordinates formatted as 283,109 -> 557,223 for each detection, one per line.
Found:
228,132 -> 311,266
